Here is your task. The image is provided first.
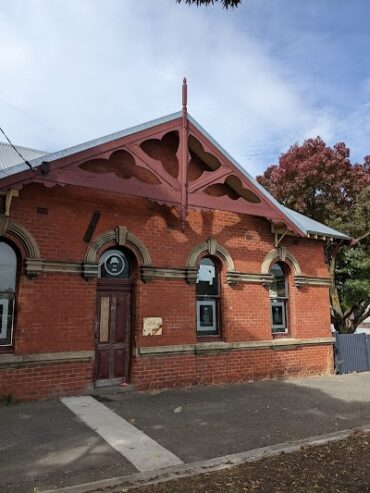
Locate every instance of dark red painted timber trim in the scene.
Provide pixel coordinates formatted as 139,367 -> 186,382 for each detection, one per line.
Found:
0,118 -> 183,191
37,170 -> 180,204
0,105 -> 303,235
188,168 -> 234,194
187,122 -> 304,236
179,78 -> 189,229
127,143 -> 180,191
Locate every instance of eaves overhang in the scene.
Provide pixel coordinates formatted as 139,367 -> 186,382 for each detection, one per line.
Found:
0,110 -> 349,242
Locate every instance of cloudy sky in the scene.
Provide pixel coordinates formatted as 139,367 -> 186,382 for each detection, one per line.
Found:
1,0 -> 370,176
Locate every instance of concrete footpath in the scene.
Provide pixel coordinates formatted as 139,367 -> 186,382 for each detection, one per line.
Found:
1,373 -> 370,492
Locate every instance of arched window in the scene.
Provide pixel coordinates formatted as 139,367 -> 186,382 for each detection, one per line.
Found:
0,241 -> 17,346
196,257 -> 220,336
269,262 -> 288,333
98,249 -> 130,279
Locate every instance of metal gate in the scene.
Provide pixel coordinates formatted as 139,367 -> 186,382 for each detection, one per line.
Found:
334,332 -> 370,374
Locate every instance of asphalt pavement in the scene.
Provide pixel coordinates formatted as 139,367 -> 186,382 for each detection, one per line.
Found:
1,372 -> 370,492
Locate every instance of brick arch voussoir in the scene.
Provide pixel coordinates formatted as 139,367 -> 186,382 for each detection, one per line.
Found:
1,217 -> 42,278
261,246 -> 302,277
186,238 -> 235,284
5,218 -> 41,260
83,226 -> 151,280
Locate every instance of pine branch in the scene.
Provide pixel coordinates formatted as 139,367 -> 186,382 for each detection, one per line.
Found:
177,0 -> 242,8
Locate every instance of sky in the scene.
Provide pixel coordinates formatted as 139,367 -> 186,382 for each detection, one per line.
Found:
1,0 -> 370,177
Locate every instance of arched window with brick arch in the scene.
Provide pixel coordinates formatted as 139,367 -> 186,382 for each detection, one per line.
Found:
269,262 -> 289,334
0,240 -> 18,346
196,256 -> 221,337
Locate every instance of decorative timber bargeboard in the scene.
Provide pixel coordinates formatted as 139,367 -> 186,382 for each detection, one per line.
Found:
0,80 -> 305,236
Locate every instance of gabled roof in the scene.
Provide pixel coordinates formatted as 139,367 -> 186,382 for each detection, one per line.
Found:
282,207 -> 350,240
0,113 -> 182,179
186,117 -> 349,241
0,112 -> 350,241
0,142 -> 47,172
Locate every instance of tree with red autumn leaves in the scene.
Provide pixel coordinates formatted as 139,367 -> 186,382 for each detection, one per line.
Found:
257,137 -> 370,333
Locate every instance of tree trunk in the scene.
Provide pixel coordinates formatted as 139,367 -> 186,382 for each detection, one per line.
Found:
328,244 -> 345,332
326,241 -> 368,334
344,305 -> 370,334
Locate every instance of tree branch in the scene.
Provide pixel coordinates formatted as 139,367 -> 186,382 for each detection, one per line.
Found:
351,231 -> 370,245
177,0 -> 242,7
357,307 -> 370,326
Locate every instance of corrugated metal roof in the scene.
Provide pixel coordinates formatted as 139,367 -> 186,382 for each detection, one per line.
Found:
0,142 -> 47,171
0,112 -> 182,179
0,112 -> 350,240
282,207 -> 350,240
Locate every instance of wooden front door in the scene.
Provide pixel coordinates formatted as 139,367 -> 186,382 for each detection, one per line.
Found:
95,281 -> 131,386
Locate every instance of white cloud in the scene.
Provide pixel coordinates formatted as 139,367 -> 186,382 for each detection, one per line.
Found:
0,0 -> 368,176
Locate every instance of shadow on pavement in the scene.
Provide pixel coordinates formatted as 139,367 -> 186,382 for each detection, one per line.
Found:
1,373 -> 369,492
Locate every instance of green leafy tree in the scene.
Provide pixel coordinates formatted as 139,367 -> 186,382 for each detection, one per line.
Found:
333,187 -> 370,332
257,138 -> 370,333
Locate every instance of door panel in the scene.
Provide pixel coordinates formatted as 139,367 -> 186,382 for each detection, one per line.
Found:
114,348 -> 126,378
95,282 -> 131,384
99,296 -> 110,342
115,294 -> 129,343
96,350 -> 110,380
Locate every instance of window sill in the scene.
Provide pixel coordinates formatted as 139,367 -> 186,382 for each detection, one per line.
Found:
0,346 -> 14,354
197,335 -> 222,343
136,337 -> 335,356
272,332 -> 290,339
0,350 -> 95,367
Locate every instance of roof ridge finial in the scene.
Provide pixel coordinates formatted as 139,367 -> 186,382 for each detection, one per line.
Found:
182,77 -> 187,116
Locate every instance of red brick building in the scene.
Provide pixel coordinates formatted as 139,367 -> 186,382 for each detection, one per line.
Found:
0,87 -> 349,400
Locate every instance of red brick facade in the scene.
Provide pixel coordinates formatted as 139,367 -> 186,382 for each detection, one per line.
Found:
132,346 -> 333,391
0,361 -> 93,401
0,183 -> 334,400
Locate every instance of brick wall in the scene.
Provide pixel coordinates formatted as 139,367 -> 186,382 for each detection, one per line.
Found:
15,273 -> 96,354
0,183 -> 333,399
0,361 -> 93,401
132,345 -> 334,390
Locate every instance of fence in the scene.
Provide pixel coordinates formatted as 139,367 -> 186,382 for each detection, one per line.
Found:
334,332 -> 370,374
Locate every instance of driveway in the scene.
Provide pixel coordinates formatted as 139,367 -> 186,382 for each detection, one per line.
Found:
1,373 -> 370,492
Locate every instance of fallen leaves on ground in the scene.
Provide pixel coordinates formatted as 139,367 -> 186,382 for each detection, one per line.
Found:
128,432 -> 370,493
